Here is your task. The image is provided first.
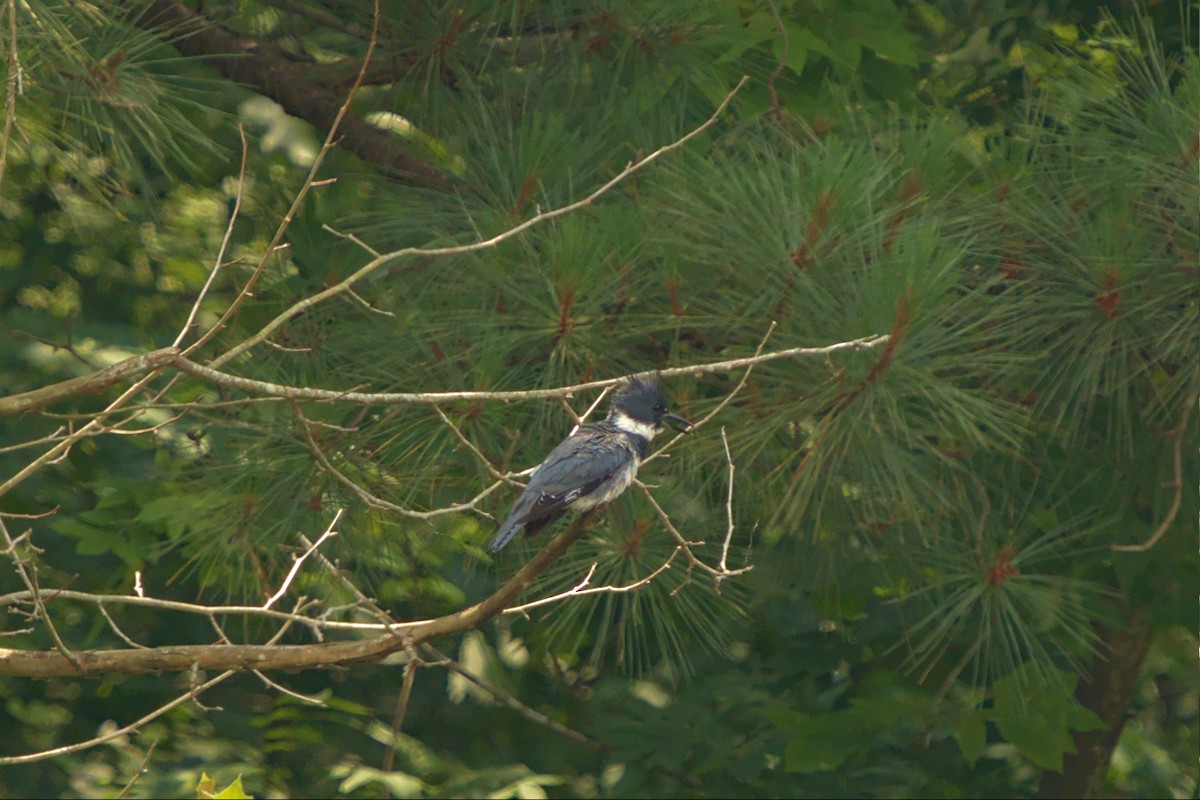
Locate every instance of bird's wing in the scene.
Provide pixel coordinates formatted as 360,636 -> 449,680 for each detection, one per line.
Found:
487,426 -> 632,552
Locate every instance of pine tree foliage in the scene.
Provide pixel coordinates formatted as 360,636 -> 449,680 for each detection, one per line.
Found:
0,1 -> 1195,797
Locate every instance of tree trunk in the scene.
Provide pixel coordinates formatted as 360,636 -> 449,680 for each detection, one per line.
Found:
1036,606 -> 1153,799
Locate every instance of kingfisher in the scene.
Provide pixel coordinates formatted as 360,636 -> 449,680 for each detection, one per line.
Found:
486,373 -> 692,553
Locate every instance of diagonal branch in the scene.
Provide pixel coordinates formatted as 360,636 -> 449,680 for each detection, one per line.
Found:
0,347 -> 179,416
207,75 -> 749,368
0,509 -> 604,679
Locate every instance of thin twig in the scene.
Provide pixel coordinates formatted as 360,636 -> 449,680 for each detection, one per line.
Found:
174,124 -> 250,347
184,0 -> 384,360
252,668 -> 328,706
296,406 -> 503,519
714,427 -> 737,591
0,519 -> 80,669
1111,395 -> 1194,552
568,386 -> 612,435
98,604 -> 148,650
638,484 -> 753,582
0,0 -> 19,192
0,599 -> 307,765
433,405 -> 522,486
114,741 -> 157,800
0,588 -> 388,633
0,669 -> 237,765
645,321 -> 776,464
263,509 -> 343,610
382,658 -> 418,775
503,549 -> 683,614
322,223 -> 381,257
422,643 -> 604,751
0,369 -> 166,499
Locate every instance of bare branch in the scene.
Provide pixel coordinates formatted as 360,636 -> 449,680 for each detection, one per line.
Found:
97,604 -> 148,650
433,405 -> 522,486
174,124 -> 250,347
645,321 -> 776,464
0,347 -> 179,417
567,386 -> 612,435
0,519 -> 80,670
714,427 -> 738,591
114,741 -> 156,800
0,588 -> 388,634
0,509 -> 605,678
1111,395 -> 1195,552
181,0 -> 386,360
295,406 -> 502,519
252,669 -> 328,706
0,598 -> 308,765
207,76 -> 750,369
0,668 -> 237,765
381,658 -> 419,774
173,333 -> 888,406
263,510 -> 343,610
322,223 -> 381,257
422,643 -> 604,751
503,549 -> 684,614
637,484 -> 754,585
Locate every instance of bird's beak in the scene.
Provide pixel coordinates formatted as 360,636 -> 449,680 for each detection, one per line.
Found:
662,413 -> 693,434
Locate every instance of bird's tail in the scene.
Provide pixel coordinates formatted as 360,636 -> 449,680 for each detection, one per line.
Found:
486,518 -> 522,553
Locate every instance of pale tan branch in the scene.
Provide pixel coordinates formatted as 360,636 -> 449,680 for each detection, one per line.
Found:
208,76 -> 749,368
433,405 -> 521,486
503,548 -> 684,615
173,333 -> 888,406
0,509 -> 604,679
715,427 -> 738,591
0,588 -> 390,634
637,484 -> 754,584
0,369 -> 166,499
253,669 -> 328,706
644,321 -> 776,464
0,519 -> 80,670
0,599 -> 307,765
0,347 -> 179,417
173,123 -> 250,347
114,740 -> 157,800
0,669 -> 234,765
1111,395 -> 1195,553
182,0 -> 383,360
296,406 -> 503,519
264,509 -> 343,610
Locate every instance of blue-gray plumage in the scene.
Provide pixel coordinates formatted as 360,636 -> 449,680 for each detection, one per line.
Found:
487,374 -> 691,553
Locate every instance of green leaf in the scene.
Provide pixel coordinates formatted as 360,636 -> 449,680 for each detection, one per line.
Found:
197,773 -> 254,800
990,668 -> 1108,771
992,711 -> 1077,771
135,495 -> 184,524
769,709 -> 869,773
848,17 -> 922,66
954,711 -> 987,767
334,766 -> 424,797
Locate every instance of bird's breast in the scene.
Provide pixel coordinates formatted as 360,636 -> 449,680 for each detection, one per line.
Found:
572,457 -> 639,511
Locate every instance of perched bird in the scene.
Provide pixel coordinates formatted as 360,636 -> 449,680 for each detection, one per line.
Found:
487,373 -> 692,553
